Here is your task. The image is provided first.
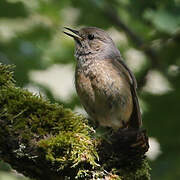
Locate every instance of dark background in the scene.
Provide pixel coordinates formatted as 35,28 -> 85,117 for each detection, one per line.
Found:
0,0 -> 180,179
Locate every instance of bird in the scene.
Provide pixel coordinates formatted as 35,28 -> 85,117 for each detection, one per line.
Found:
64,27 -> 142,130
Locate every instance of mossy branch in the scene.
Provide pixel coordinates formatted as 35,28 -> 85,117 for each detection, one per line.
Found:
0,63 -> 150,180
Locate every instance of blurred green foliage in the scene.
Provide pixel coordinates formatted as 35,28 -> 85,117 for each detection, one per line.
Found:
0,0 -> 179,179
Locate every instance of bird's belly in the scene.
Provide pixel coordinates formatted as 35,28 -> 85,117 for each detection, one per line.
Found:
75,60 -> 133,129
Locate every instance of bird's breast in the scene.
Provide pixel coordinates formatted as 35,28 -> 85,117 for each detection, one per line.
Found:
75,58 -> 133,128
76,58 -> 130,94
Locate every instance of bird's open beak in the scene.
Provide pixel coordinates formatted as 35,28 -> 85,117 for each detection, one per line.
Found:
63,27 -> 82,41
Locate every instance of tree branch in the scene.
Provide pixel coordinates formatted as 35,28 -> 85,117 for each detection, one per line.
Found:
0,64 -> 150,179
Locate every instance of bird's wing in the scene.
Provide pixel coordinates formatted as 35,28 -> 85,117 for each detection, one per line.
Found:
111,56 -> 142,129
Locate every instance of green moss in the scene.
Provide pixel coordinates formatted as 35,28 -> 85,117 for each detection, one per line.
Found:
0,64 -> 98,171
117,159 -> 151,180
38,131 -> 99,170
76,158 -> 150,180
0,64 -> 15,87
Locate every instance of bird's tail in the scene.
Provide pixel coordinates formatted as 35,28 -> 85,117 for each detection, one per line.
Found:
129,87 -> 142,129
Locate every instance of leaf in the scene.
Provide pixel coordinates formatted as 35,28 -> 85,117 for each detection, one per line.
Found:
0,0 -> 28,18
144,9 -> 180,34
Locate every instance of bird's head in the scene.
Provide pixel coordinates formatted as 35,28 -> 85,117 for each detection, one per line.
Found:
64,27 -> 120,60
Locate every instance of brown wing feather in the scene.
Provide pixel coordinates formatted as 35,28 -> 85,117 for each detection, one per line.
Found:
112,56 -> 142,129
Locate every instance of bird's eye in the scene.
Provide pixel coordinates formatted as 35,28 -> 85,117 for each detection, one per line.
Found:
88,34 -> 94,40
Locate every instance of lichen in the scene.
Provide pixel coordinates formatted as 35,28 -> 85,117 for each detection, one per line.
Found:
76,169 -> 122,180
